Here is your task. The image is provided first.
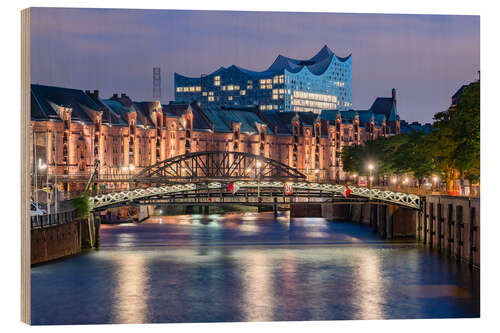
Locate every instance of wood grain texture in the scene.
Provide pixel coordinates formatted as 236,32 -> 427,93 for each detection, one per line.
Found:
21,7 -> 31,325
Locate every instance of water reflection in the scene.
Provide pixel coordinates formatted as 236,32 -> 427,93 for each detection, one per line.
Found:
354,248 -> 384,320
242,251 -> 273,321
113,253 -> 149,324
31,213 -> 480,325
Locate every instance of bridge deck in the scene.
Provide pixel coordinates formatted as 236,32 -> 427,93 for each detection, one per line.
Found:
89,181 -> 421,211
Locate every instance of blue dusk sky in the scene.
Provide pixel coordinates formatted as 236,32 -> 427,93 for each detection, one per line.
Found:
30,8 -> 479,123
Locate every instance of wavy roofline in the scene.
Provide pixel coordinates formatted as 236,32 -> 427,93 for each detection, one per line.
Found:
175,46 -> 352,80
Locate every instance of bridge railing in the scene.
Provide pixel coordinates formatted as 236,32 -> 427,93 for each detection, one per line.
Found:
31,209 -> 78,230
89,181 -> 421,210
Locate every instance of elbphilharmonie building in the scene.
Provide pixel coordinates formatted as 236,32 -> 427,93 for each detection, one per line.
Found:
174,45 -> 352,113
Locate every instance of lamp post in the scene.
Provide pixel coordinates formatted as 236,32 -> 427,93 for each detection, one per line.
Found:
368,163 -> 374,189
432,175 -> 439,192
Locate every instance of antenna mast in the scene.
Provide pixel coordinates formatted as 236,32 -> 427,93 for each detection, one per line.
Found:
153,67 -> 161,100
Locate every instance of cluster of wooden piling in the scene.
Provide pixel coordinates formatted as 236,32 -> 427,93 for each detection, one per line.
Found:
418,196 -> 480,268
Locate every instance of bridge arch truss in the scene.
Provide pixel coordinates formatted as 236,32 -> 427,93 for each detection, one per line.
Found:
133,151 -> 306,183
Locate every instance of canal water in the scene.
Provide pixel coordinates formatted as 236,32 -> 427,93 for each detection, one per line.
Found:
31,212 -> 480,325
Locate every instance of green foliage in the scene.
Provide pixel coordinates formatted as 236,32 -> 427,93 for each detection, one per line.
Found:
71,192 -> 91,218
341,81 -> 479,188
430,81 -> 480,183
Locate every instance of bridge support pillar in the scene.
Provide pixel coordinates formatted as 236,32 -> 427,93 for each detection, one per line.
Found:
273,197 -> 278,218
379,205 -> 387,239
204,206 -> 209,215
370,204 -> 378,233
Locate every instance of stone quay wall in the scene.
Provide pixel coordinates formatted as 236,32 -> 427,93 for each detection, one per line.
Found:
31,216 -> 99,265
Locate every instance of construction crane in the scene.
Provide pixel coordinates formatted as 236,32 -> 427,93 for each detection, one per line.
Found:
84,159 -> 100,194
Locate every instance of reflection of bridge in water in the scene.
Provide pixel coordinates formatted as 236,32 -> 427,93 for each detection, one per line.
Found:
89,151 -> 421,211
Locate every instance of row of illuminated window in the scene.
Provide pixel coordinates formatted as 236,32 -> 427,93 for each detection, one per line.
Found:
291,98 -> 337,110
259,104 -> 279,111
334,82 -> 345,87
292,90 -> 338,103
176,86 -> 202,92
205,90 -> 247,100
292,106 -> 324,114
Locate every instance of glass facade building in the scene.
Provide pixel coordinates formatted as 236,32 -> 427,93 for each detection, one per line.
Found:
174,46 -> 352,113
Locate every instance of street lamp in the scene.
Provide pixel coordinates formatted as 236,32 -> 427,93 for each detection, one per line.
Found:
432,175 -> 439,192
368,163 -> 375,188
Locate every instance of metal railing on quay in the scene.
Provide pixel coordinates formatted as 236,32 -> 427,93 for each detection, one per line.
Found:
31,209 -> 78,230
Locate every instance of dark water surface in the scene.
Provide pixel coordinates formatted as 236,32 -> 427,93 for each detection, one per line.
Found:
31,212 -> 479,324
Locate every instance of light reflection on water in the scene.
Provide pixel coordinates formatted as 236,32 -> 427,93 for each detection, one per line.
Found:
31,212 -> 480,325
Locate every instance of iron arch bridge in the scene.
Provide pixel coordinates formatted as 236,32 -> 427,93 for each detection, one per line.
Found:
132,151 -> 306,183
89,181 -> 421,211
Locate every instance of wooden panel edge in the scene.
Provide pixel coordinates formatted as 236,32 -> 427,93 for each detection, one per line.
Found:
21,7 -> 31,325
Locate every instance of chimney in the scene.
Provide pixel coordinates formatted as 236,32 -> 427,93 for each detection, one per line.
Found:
121,93 -> 127,98
93,90 -> 99,98
392,88 -> 397,106
112,93 -> 118,98
85,90 -> 90,95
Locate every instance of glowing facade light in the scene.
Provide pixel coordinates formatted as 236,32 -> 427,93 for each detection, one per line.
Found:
129,164 -> 135,172
256,161 -> 262,168
368,163 -> 374,171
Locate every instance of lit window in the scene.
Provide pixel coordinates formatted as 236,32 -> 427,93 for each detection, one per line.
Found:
266,84 -> 272,89
273,76 -> 279,84
202,91 -> 207,96
214,76 -> 220,86
222,86 -> 226,91
209,91 -> 214,96
176,87 -> 182,92
240,90 -> 246,95
228,96 -> 233,101
195,86 -> 201,92
247,85 -> 253,90
227,85 -> 234,91
208,96 -> 214,102
189,86 -> 195,92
